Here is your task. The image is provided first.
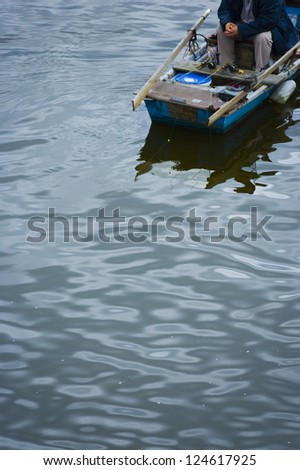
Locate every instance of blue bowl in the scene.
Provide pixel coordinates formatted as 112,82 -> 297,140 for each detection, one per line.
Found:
174,72 -> 212,86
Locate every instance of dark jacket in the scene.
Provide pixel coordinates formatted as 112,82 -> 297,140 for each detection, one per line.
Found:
218,0 -> 299,55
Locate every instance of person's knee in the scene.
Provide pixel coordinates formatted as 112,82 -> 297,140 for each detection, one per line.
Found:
253,32 -> 272,47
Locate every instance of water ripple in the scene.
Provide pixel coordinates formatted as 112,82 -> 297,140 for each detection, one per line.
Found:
0,0 -> 299,451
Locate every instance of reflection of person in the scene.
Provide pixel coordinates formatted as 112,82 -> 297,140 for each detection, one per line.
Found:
217,0 -> 299,71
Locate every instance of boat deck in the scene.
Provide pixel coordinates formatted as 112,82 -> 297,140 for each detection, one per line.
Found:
146,81 -> 227,111
146,55 -> 292,112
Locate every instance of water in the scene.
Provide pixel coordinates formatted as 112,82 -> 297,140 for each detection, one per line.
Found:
0,0 -> 300,450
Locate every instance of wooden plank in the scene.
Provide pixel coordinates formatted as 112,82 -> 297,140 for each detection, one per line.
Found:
207,90 -> 249,125
132,9 -> 212,110
147,81 -> 225,110
173,59 -> 255,84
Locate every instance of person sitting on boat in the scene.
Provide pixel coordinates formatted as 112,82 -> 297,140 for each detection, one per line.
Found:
217,0 -> 299,71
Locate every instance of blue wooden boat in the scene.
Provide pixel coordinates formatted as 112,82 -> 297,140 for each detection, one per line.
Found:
133,4 -> 300,134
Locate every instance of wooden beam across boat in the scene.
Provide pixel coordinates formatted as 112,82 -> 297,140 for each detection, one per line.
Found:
173,59 -> 256,84
132,8 -> 212,111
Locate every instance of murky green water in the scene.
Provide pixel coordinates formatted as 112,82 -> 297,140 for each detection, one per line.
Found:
0,0 -> 300,450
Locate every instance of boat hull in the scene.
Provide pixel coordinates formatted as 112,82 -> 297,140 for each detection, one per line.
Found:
145,84 -> 275,134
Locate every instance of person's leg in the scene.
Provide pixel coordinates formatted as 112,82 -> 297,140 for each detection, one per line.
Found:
217,23 -> 235,65
253,32 -> 272,71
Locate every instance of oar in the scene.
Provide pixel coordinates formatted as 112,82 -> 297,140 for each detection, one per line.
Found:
132,8 -> 212,111
208,40 -> 300,127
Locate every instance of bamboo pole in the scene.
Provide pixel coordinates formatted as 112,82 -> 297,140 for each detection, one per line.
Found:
132,8 -> 212,111
208,40 -> 300,127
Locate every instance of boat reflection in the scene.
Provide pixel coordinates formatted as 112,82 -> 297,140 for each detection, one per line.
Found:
136,102 -> 297,193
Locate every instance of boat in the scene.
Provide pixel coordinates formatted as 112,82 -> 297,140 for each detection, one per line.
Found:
132,3 -> 300,134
